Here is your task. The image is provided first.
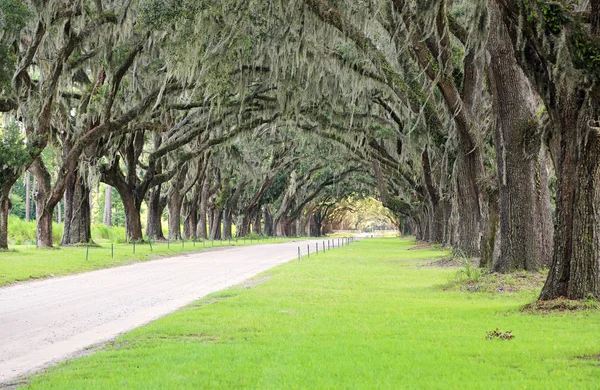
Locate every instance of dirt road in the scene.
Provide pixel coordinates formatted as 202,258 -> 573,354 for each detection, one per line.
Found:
0,239 -> 330,384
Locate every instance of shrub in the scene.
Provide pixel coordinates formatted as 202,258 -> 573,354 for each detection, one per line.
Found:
455,257 -> 481,283
7,215 -> 63,245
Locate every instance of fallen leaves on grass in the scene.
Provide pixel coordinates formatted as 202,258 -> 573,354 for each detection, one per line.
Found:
486,328 -> 514,340
522,297 -> 599,313
445,271 -> 547,294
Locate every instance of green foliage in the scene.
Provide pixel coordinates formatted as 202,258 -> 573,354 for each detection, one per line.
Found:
0,0 -> 30,90
0,0 -> 30,32
91,224 -> 127,243
7,215 -> 62,245
8,191 -> 24,218
455,257 -> 481,283
137,0 -> 204,31
0,121 -> 30,186
571,32 -> 600,74
537,0 -> 569,35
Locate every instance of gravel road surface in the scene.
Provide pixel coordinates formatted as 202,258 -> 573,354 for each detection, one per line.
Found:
0,239 -> 330,385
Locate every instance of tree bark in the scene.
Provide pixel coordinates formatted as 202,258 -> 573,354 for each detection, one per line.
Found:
222,208 -> 233,240
540,98 -> 600,300
122,191 -> 143,242
167,189 -> 183,240
145,186 -> 166,241
196,179 -> 209,239
421,148 -> 444,243
0,190 -> 10,250
488,2 -> 553,271
209,207 -> 222,240
31,159 -> 54,247
263,206 -> 274,236
252,210 -> 262,235
183,197 -> 198,240
61,172 -> 92,245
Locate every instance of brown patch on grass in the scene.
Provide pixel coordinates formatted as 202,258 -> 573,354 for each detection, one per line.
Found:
446,271 -> 547,294
522,297 -> 599,313
577,354 -> 600,362
420,257 -> 464,268
408,241 -> 432,250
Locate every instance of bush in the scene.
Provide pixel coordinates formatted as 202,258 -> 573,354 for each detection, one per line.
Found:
7,215 -> 63,244
91,224 -> 127,243
455,258 -> 481,283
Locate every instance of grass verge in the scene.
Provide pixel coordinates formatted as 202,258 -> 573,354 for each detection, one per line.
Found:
23,238 -> 600,389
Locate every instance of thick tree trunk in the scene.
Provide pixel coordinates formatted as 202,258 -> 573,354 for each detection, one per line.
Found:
421,148 -> 444,243
540,100 -> 600,300
121,192 -> 143,242
209,208 -> 222,240
263,206 -> 274,236
453,154 -> 483,257
183,200 -> 198,240
61,173 -> 92,245
31,159 -> 54,248
252,210 -> 261,235
222,208 -> 232,240
36,206 -> 54,248
488,4 -> 553,272
238,211 -> 253,237
103,185 -> 112,226
145,186 -> 165,241
167,191 -> 183,240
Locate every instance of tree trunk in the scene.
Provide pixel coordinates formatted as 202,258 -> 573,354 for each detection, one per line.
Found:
36,205 -> 54,247
239,214 -> 251,237
61,173 -> 92,245
196,179 -> 209,239
167,190 -> 183,241
103,185 -> 112,226
263,206 -> 274,236
222,208 -> 232,240
183,199 -> 198,240
145,187 -> 166,241
488,3 -> 553,272
453,154 -> 484,257
209,208 -> 222,240
540,97 -> 600,300
31,159 -> 54,248
252,210 -> 261,235
0,190 -> 10,250
122,192 -> 143,242
421,148 -> 444,243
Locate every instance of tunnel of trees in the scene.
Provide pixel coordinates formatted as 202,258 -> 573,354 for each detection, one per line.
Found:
1,0 -> 599,301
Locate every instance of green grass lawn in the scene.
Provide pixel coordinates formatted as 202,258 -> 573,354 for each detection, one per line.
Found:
0,236 -> 303,287
24,238 -> 600,389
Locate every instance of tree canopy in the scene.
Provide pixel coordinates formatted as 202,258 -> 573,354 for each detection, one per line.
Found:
1,0 -> 599,301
